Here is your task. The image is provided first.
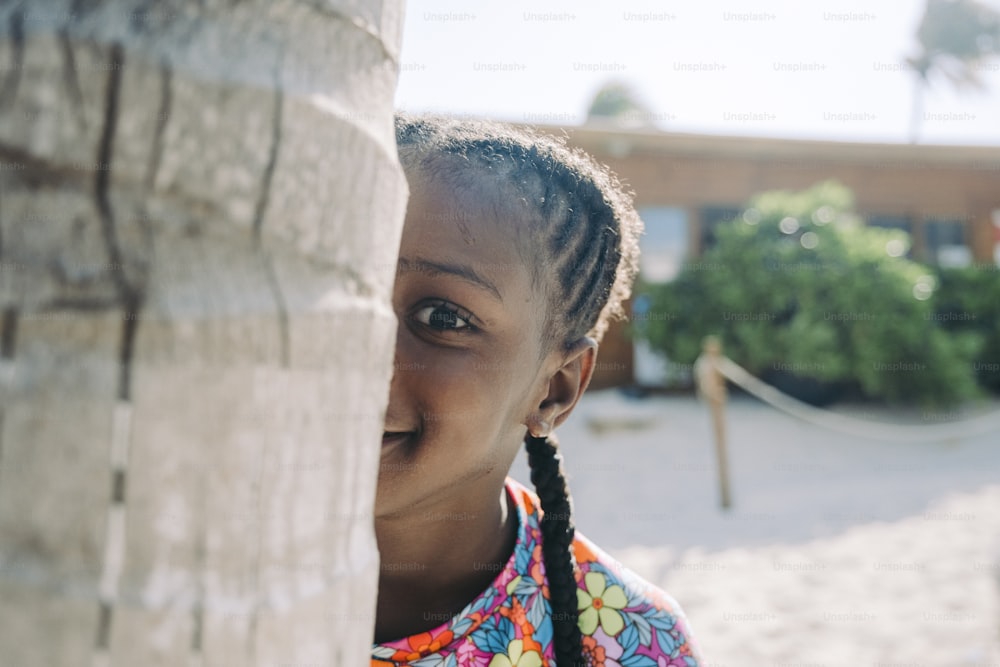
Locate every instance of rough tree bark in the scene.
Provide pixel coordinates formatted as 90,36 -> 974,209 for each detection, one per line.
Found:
0,1 -> 406,665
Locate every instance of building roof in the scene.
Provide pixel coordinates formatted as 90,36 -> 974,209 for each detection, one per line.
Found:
531,121 -> 1000,170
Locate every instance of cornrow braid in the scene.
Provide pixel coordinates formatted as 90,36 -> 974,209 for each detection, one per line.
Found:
394,113 -> 641,348
395,113 -> 642,667
525,432 -> 583,667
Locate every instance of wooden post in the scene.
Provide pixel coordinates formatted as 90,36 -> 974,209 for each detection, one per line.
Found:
0,2 -> 406,665
695,336 -> 732,509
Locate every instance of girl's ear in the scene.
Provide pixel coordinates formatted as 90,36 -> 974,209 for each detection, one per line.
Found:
526,337 -> 598,437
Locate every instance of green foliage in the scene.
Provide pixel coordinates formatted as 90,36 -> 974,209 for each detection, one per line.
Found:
633,181 -> 983,406
586,81 -> 653,124
905,0 -> 1000,142
908,0 -> 1000,86
933,266 -> 1000,392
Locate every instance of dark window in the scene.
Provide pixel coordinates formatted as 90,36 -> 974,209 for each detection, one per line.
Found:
925,217 -> 971,267
637,206 -> 689,282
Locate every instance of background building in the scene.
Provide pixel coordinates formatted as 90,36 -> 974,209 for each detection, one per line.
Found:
536,123 -> 1000,389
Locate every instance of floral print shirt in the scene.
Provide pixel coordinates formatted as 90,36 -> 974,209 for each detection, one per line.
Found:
372,478 -> 704,667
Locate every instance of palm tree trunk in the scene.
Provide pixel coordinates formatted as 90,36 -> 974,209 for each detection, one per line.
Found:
0,1 -> 406,665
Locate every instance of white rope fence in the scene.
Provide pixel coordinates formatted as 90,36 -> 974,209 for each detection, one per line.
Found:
693,336 -> 1000,508
713,355 -> 1000,444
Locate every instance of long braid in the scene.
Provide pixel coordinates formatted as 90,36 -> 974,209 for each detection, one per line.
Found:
395,114 -> 642,667
525,433 -> 583,667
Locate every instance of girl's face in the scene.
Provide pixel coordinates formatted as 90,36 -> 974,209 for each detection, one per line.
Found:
376,171 -> 559,518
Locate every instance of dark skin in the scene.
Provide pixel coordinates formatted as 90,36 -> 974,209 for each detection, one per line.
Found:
374,172 -> 597,642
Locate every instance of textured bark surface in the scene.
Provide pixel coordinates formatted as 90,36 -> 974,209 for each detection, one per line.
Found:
0,1 -> 406,664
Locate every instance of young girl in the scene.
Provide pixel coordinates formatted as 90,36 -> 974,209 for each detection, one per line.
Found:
372,115 -> 704,667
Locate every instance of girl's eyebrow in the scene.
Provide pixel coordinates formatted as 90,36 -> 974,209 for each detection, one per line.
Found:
397,256 -> 503,302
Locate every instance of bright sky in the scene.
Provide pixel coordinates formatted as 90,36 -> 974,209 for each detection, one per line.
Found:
395,0 -> 1000,145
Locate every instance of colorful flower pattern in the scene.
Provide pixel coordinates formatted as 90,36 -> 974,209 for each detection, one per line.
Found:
371,478 -> 704,667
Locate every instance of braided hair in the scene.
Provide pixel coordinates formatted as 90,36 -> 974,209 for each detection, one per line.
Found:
395,114 -> 642,667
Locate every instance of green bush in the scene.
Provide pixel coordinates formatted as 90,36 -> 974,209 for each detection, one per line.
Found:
933,266 -> 1000,393
632,181 -> 982,406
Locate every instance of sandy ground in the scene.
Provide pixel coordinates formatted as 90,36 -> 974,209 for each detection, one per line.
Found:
509,390 -> 1000,666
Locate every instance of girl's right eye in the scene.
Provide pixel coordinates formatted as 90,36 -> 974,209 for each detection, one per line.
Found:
412,300 -> 476,332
